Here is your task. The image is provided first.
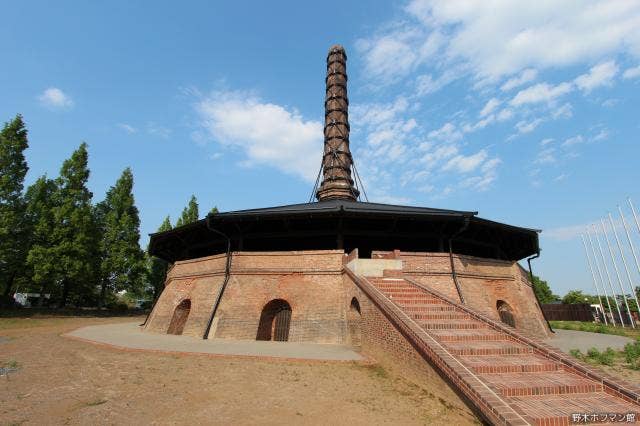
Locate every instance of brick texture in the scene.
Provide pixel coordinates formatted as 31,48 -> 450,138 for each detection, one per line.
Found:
376,251 -> 550,339
145,251 -> 349,343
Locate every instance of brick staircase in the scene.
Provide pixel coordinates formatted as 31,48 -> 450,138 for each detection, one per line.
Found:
362,275 -> 640,425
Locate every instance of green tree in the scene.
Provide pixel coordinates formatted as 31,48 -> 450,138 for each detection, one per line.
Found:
531,274 -> 560,304
562,290 -> 599,305
0,115 -> 29,303
52,143 -> 100,306
147,216 -> 172,299
95,168 -> 145,307
24,176 -> 59,305
209,206 -> 219,215
176,195 -> 199,227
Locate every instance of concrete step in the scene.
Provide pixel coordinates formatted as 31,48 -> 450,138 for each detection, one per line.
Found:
445,341 -> 533,355
429,328 -> 512,342
481,371 -> 603,397
460,354 -> 560,373
507,392 -> 640,425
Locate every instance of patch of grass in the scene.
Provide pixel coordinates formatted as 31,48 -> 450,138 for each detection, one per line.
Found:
4,359 -> 19,369
84,399 -> 107,407
364,364 -> 389,379
623,339 -> 640,370
580,347 -> 617,366
569,349 -> 584,360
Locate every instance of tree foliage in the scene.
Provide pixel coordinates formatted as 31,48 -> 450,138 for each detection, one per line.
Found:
24,176 -> 58,303
0,114 -> 220,308
0,115 -> 29,298
51,143 -> 100,306
531,274 -> 560,304
176,195 -> 199,227
96,168 -> 145,305
147,216 -> 172,299
561,290 -> 598,305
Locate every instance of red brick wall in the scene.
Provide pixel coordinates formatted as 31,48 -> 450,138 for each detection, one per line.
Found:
145,249 -> 549,341
379,251 -> 550,339
145,250 -> 349,343
342,273 -> 471,412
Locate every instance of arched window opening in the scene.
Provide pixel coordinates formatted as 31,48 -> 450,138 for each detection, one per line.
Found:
168,299 -> 191,335
256,299 -> 292,342
497,300 -> 516,328
348,297 -> 362,346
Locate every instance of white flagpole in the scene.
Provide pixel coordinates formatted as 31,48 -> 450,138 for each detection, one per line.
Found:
620,205 -> 640,278
629,198 -> 640,235
610,211 -> 640,327
593,223 -> 625,326
601,219 -> 634,327
581,234 -> 608,324
619,206 -> 640,317
587,228 -> 616,326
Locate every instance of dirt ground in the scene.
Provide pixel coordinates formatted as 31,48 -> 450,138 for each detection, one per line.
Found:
0,315 -> 478,425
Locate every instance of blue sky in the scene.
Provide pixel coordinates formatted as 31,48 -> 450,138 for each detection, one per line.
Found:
2,1 -> 640,297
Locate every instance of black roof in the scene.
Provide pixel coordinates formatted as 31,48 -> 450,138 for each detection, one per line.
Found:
149,199 -> 540,262
213,199 -> 476,219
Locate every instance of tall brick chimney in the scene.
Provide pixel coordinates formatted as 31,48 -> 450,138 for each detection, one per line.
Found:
315,45 -> 360,202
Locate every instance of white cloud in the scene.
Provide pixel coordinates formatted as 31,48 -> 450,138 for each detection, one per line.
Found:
147,122 -> 171,139
510,82 -> 573,106
427,122 -> 463,143
562,135 -> 584,147
623,65 -> 640,79
442,149 -> 488,173
356,29 -> 443,84
544,219 -> 624,241
351,97 -> 410,130
500,69 -> 538,91
540,138 -> 554,146
38,87 -> 73,109
574,60 -> 618,93
405,1 -> 640,80
534,147 -> 556,164
195,90 -> 322,181
592,129 -> 609,142
515,118 -> 543,134
415,67 -> 463,95
552,103 -> 573,119
479,98 -> 501,117
554,173 -> 568,182
544,223 -> 587,241
496,108 -> 513,121
460,156 -> 501,191
118,123 -> 137,134
420,144 -> 458,168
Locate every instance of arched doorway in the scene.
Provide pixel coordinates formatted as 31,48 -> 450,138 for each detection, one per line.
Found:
497,300 -> 516,328
167,299 -> 191,335
256,299 -> 292,341
348,297 -> 362,346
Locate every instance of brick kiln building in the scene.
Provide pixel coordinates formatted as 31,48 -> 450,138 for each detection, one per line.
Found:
145,46 -> 640,424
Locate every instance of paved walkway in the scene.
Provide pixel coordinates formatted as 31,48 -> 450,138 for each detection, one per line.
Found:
65,322 -> 363,361
545,328 -> 634,352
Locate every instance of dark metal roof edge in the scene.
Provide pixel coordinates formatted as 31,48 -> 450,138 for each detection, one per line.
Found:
471,216 -> 541,234
148,217 -> 207,238
205,200 -> 477,219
